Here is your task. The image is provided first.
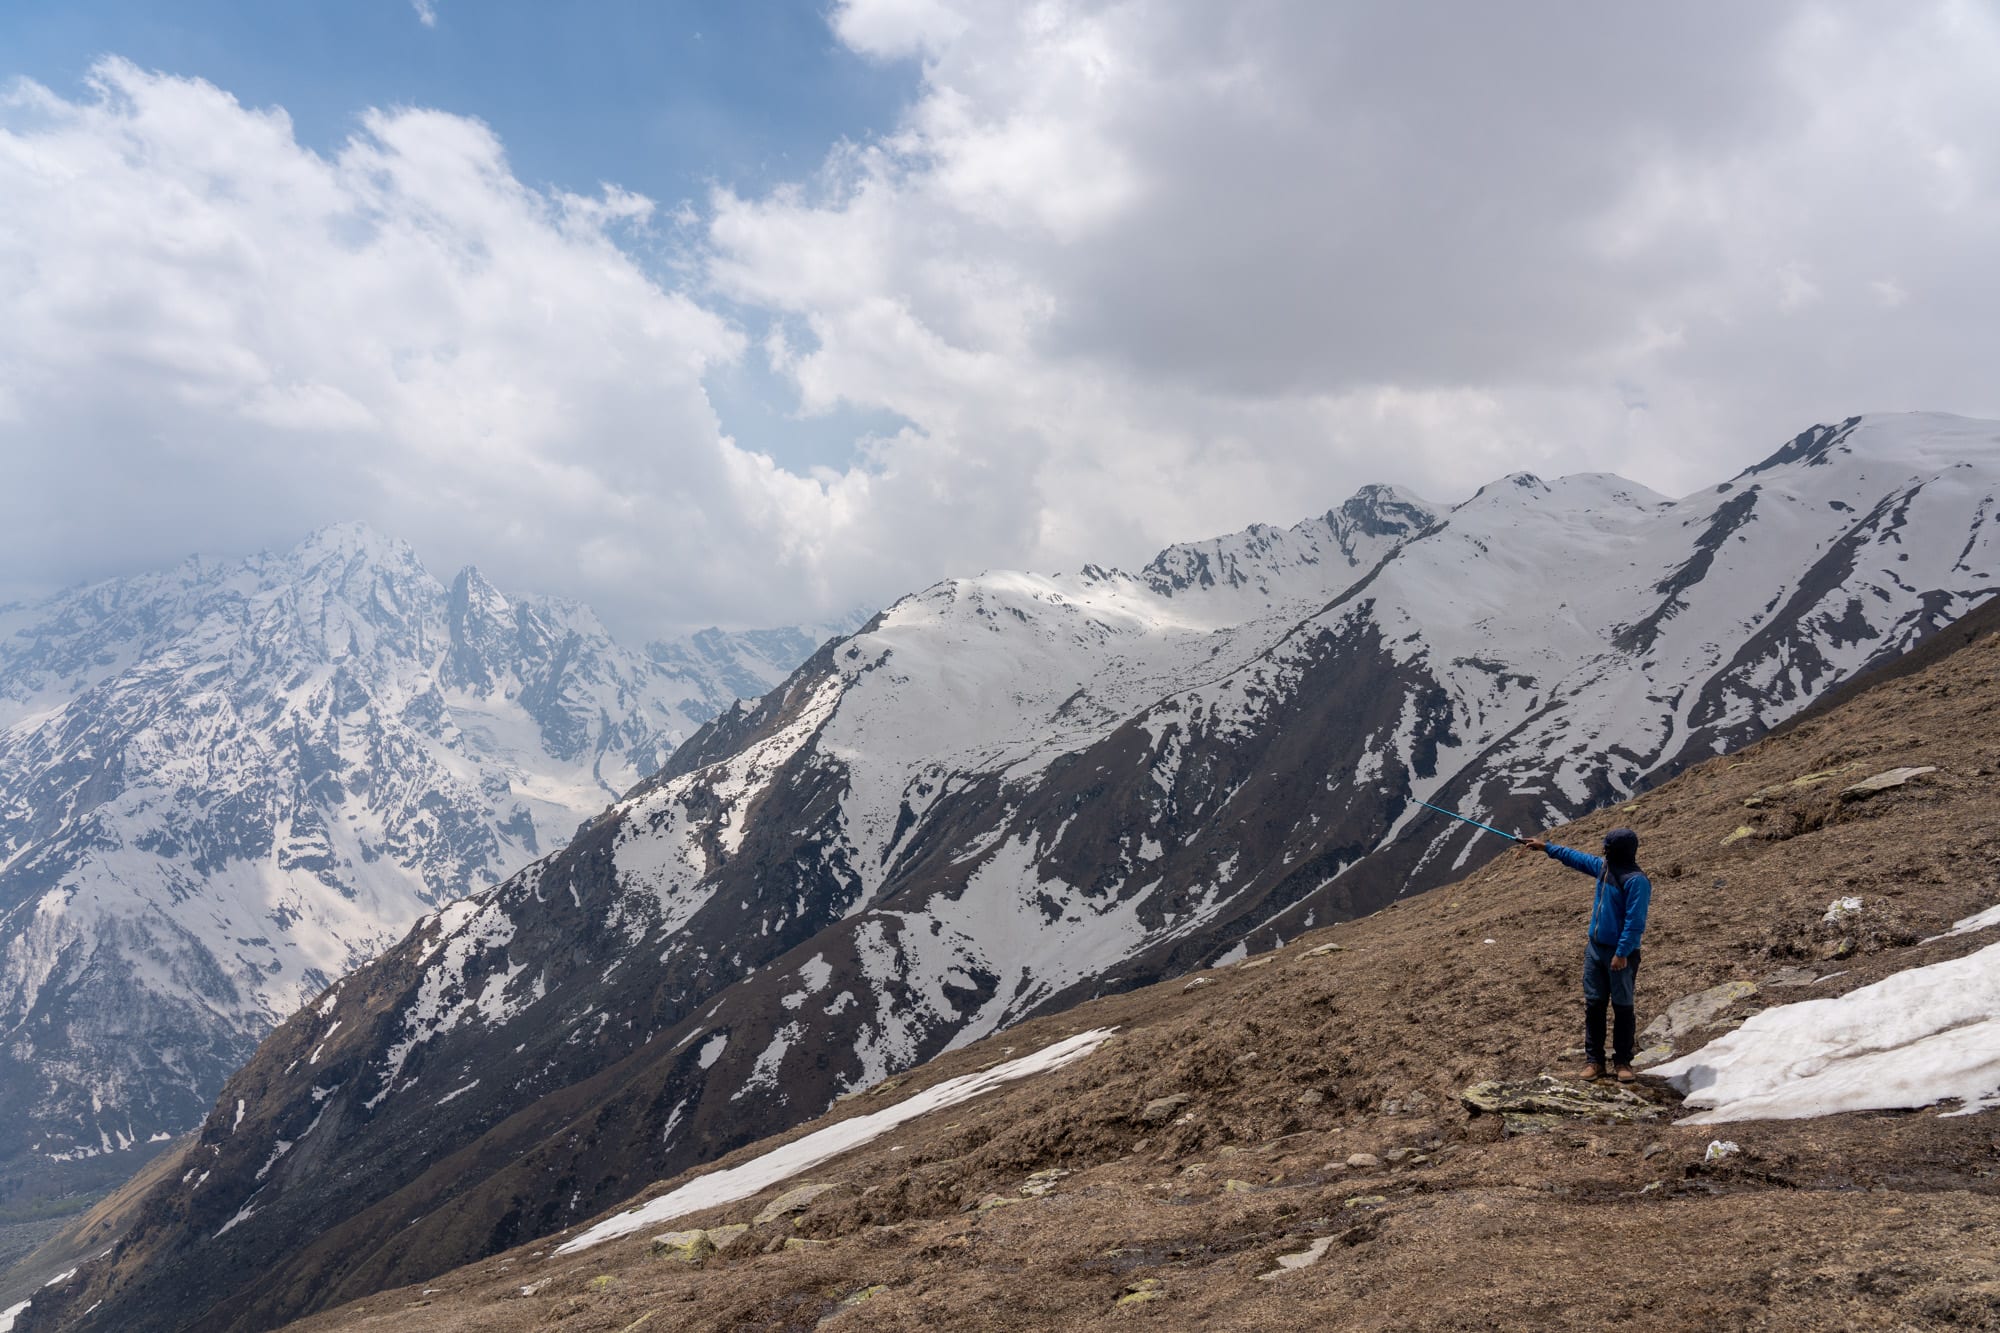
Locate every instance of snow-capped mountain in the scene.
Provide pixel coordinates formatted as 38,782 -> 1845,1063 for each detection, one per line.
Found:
0,522 -> 850,1188
48,415 -> 2000,1333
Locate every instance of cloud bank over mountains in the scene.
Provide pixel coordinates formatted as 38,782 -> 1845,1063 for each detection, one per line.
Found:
2,1 -> 1997,633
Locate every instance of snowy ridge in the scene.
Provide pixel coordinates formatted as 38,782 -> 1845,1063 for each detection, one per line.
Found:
0,523 -> 849,1175
48,413 -> 2000,1333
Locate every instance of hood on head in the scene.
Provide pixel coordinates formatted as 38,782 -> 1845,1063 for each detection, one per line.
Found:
1603,827 -> 1640,871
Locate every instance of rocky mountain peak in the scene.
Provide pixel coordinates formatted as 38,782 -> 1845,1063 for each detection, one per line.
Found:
0,531 -> 846,1207
1333,482 -> 1436,539
284,520 -> 428,581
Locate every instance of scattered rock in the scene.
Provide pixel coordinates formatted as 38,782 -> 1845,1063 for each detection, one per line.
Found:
840,1284 -> 889,1307
783,1238 -> 830,1252
1703,1139 -> 1741,1163
1344,1195 -> 1389,1209
1139,1094 -> 1193,1124
1117,1278 -> 1165,1306
1345,1152 -> 1381,1169
1302,942 -> 1346,958
1641,1142 -> 1665,1160
1223,1179 -> 1255,1193
1761,965 -> 1819,987
1841,766 -> 1936,800
1721,825 -> 1756,846
1020,1168 -> 1071,1197
1258,1236 -> 1336,1280
1383,1147 -> 1413,1164
1295,1089 -> 1326,1109
1238,956 -> 1275,971
1822,896 -> 1864,924
1642,980 -> 1758,1044
1181,976 -> 1212,992
1742,795 -> 1766,809
1632,1042 -> 1676,1068
754,1182 -> 846,1226
650,1230 -> 715,1264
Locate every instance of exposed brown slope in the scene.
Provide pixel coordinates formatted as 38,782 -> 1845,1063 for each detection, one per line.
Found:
268,602 -> 2000,1331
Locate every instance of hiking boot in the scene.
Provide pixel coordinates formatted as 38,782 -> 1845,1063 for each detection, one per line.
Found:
1614,1065 -> 1637,1083
1580,1062 -> 1603,1081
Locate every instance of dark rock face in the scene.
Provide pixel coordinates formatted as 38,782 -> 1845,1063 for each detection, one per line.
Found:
39,414 -> 2000,1333
0,523 -> 845,1204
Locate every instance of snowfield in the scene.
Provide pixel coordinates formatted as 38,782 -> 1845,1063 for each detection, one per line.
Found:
1658,938 -> 2000,1123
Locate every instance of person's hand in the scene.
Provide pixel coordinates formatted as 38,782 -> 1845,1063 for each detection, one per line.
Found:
1611,955 -> 1628,971
1519,837 -> 1547,853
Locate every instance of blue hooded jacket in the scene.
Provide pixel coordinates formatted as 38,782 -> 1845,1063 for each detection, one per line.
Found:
1546,835 -> 1651,957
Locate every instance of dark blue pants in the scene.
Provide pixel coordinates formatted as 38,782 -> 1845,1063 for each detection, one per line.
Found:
1582,939 -> 1641,1066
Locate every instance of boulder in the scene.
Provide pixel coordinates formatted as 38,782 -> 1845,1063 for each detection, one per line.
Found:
1632,1042 -> 1676,1068
650,1230 -> 714,1263
754,1181 -> 846,1226
1344,1152 -> 1381,1169
1019,1168 -> 1071,1197
1117,1278 -> 1165,1306
1641,980 -> 1757,1044
1139,1093 -> 1193,1124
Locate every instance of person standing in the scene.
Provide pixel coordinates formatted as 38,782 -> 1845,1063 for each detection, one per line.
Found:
1518,827 -> 1652,1082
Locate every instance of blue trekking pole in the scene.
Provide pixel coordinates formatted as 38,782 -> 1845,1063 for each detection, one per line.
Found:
1412,797 -> 1520,844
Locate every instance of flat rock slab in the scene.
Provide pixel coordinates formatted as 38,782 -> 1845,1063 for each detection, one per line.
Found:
1643,980 -> 1758,1044
1841,766 -> 1937,800
1461,1076 -> 1667,1134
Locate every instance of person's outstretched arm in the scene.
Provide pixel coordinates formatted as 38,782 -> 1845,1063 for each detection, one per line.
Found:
1518,837 -> 1603,878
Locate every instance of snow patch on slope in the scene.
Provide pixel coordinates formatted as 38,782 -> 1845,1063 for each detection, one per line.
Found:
554,1027 -> 1116,1254
1657,939 -> 2000,1123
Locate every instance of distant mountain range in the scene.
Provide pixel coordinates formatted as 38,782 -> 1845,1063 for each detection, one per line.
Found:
30,412 -> 2000,1333
0,523 -> 852,1195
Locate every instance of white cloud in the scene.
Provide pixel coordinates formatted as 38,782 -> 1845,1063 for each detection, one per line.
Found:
4,4 -> 2000,636
0,60 -> 768,628
412,0 -> 438,29
730,0 -> 2000,524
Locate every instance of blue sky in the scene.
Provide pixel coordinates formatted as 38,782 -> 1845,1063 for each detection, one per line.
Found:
0,0 -> 917,472
3,0 -> 915,200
